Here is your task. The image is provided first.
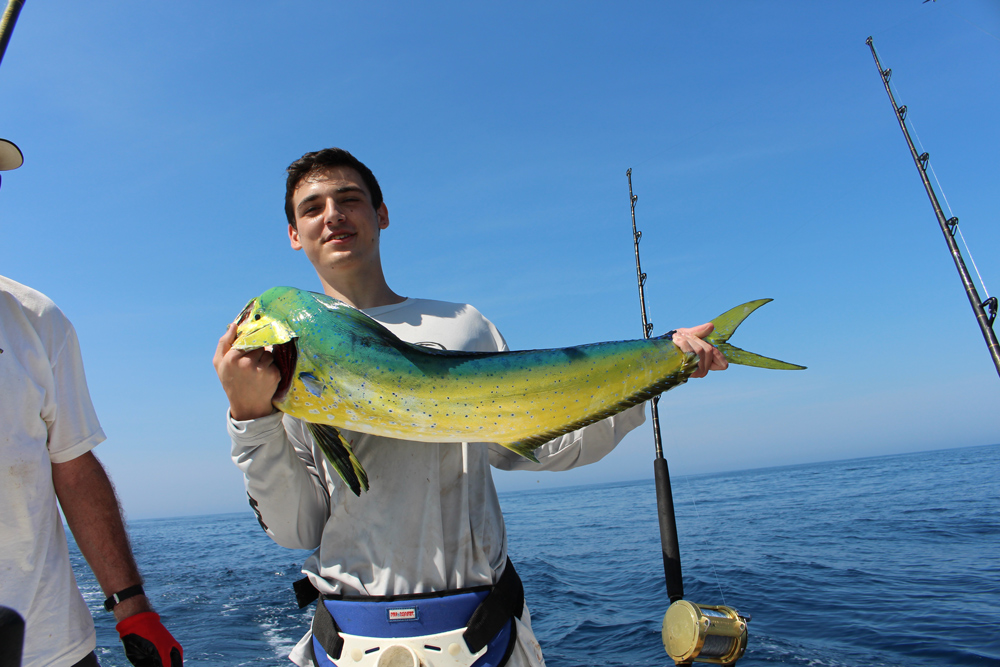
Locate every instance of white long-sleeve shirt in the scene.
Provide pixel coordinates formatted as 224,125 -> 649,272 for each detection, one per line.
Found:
229,297 -> 645,666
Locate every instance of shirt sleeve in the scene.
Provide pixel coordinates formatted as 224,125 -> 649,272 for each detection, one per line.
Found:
229,411 -> 331,549
46,323 -> 106,464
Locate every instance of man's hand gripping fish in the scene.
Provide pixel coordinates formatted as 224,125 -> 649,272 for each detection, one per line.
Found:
232,287 -> 804,496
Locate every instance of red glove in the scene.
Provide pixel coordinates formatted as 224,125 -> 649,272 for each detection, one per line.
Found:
116,611 -> 183,667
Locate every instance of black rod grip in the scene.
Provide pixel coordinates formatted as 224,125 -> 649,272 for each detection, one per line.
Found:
653,457 -> 684,602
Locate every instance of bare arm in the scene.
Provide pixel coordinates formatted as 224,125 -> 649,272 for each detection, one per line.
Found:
51,451 -> 150,623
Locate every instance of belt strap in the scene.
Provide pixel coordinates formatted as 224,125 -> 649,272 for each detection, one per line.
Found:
294,576 -> 319,609
463,558 -> 523,654
308,558 -> 524,661
312,592 -> 344,660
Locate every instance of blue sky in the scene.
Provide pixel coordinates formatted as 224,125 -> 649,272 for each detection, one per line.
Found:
1,1 -> 998,519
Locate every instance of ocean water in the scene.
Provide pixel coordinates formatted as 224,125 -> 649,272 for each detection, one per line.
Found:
70,444 -> 1000,666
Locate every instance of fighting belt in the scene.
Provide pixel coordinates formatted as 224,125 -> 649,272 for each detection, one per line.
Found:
301,559 -> 523,667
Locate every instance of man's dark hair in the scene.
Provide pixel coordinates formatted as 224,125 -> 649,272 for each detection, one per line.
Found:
284,148 -> 383,228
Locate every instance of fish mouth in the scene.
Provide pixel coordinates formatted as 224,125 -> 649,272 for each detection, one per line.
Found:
271,340 -> 297,404
232,304 -> 297,351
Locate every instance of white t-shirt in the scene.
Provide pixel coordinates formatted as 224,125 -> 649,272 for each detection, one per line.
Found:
229,297 -> 646,667
0,275 -> 106,667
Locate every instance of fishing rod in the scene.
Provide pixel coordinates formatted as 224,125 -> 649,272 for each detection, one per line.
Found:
866,37 -> 1000,379
0,0 -> 24,67
627,169 -> 747,666
627,168 -> 684,603
0,0 -> 26,186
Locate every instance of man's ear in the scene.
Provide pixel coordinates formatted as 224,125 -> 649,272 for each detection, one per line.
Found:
377,203 -> 389,230
289,224 -> 302,250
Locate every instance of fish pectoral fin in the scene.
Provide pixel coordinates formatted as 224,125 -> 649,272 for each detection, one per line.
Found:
298,372 -> 325,398
716,342 -> 806,370
307,423 -> 370,496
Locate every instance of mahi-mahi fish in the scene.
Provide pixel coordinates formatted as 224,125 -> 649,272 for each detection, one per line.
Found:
231,287 -> 804,495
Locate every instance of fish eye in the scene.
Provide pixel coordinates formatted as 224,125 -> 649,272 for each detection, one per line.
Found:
254,314 -> 262,321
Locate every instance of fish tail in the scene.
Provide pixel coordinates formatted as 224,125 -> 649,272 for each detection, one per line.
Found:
307,423 -> 370,496
705,299 -> 806,370
715,342 -> 806,370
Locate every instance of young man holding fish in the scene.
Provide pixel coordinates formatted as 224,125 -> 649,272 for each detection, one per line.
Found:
213,148 -> 727,667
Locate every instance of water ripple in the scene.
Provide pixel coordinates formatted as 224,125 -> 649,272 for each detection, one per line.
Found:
68,444 -> 1000,666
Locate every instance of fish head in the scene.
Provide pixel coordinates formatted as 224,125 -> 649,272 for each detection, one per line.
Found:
231,288 -> 307,405
232,293 -> 298,351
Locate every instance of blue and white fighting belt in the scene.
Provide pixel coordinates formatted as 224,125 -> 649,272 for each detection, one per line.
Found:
307,559 -> 523,667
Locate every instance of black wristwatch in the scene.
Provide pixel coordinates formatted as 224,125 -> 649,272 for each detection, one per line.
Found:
104,584 -> 145,611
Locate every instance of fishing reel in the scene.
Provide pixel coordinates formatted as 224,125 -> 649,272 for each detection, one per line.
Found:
662,600 -> 748,666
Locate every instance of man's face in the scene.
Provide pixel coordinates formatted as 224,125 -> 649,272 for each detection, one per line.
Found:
288,166 -> 389,278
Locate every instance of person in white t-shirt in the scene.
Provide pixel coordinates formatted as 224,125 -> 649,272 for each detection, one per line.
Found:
212,148 -> 728,667
0,139 -> 182,667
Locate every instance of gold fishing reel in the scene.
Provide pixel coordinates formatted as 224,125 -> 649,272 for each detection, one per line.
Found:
662,600 -> 749,666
